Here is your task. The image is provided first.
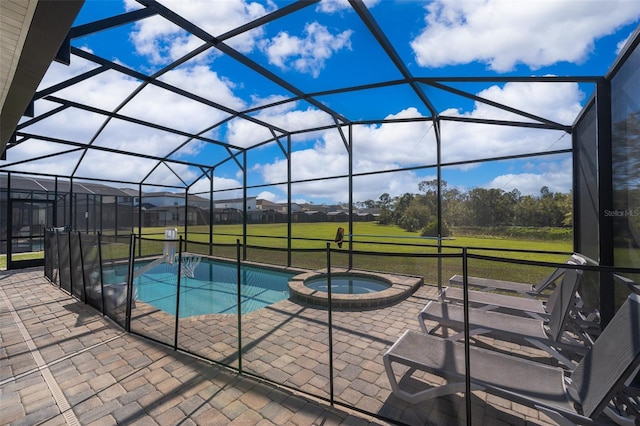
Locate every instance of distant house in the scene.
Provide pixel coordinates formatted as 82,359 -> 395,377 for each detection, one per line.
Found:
256,199 -> 303,214
214,196 -> 257,212
353,212 -> 375,222
257,199 -> 281,211
354,208 -> 379,222
301,203 -> 328,214
139,192 -> 210,209
212,208 -> 243,224
327,211 -> 348,222
292,210 -> 325,223
0,174 -> 135,238
0,173 -> 378,243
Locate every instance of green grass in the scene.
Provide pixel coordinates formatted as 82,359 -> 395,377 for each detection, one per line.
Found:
0,252 -> 44,270
133,222 -> 574,285
4,224 -> 636,314
145,222 -> 573,255
10,223 -> 627,292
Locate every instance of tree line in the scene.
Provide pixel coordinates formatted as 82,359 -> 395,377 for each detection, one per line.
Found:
356,180 -> 572,235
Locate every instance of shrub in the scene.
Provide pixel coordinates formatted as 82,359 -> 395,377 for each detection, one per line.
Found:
421,220 -> 451,237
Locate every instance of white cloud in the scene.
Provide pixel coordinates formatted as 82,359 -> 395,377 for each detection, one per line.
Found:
32,62 -> 243,154
411,0 -> 640,72
469,79 -> 584,124
316,0 -> 381,14
125,0 -> 275,64
251,107 -> 440,202
616,32 -> 633,54
284,168 -> 426,204
256,190 -> 278,202
250,80 -> 583,202
350,108 -> 437,170
75,150 -> 165,182
119,67 -> 243,136
7,0 -> 626,200
33,55 -> 244,158
249,94 -> 289,110
189,175 -> 242,195
15,51 -> 250,181
440,81 -> 582,163
39,51 -> 99,89
255,107 -> 435,181
484,157 -> 573,194
19,102 -> 112,145
3,144 -> 83,176
226,101 -> 335,147
15,53 -> 584,199
37,53 -> 142,114
260,22 -> 353,77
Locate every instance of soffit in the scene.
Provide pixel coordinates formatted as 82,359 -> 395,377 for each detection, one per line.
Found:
0,0 -> 84,150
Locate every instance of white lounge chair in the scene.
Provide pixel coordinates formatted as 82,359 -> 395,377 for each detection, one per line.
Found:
419,268 -> 588,368
384,293 -> 640,425
447,253 -> 586,298
438,256 -> 588,321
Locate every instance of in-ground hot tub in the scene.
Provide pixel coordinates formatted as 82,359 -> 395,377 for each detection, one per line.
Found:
288,268 -> 423,310
305,274 -> 391,294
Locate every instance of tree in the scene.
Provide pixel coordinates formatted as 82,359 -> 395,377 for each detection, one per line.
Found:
536,186 -> 567,227
398,200 -> 431,232
442,187 -> 469,226
362,199 -> 376,208
378,193 -> 394,224
418,179 -> 440,218
468,188 -> 514,226
393,193 -> 414,225
559,191 -> 573,227
362,183 -> 575,229
514,195 -> 537,226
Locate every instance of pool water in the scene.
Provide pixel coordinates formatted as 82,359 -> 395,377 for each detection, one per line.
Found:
130,259 -> 295,317
305,276 -> 390,294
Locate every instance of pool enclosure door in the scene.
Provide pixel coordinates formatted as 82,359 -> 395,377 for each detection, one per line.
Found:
7,199 -> 54,270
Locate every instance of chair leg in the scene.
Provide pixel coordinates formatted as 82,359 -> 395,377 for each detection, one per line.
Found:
383,354 -> 481,404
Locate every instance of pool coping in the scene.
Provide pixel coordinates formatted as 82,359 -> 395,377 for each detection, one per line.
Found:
288,268 -> 423,310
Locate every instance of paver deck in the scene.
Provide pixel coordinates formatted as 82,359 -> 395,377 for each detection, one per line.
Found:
0,267 -> 611,425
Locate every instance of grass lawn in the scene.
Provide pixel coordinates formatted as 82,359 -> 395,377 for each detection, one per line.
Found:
4,223 -> 636,322
8,224 -> 636,296
135,222 -> 575,285
0,252 -> 44,270
146,222 -> 573,251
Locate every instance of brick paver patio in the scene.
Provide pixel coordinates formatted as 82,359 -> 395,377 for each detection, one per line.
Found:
1,267 -> 611,425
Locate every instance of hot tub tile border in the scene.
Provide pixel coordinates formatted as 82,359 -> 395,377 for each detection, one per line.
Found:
288,269 -> 423,310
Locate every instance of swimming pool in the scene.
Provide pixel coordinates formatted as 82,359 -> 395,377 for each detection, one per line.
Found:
130,259 -> 295,317
305,275 -> 390,294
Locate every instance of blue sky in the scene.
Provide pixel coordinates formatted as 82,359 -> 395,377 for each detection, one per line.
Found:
6,0 -> 640,205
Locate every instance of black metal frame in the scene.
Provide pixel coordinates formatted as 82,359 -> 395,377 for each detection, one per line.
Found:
2,0 -> 639,329
41,229 -> 640,425
4,0 -> 593,189
6,198 -> 54,269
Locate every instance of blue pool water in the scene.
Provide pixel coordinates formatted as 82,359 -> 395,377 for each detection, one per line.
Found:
129,259 -> 295,317
305,275 -> 390,294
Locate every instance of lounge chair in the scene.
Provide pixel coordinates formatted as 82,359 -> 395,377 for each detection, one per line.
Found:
438,255 -> 587,321
447,253 -> 586,299
419,268 -> 589,368
384,293 -> 640,425
615,274 -> 640,295
438,285 -> 548,319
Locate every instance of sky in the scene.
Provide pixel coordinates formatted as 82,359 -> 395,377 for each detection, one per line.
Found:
5,0 -> 640,205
